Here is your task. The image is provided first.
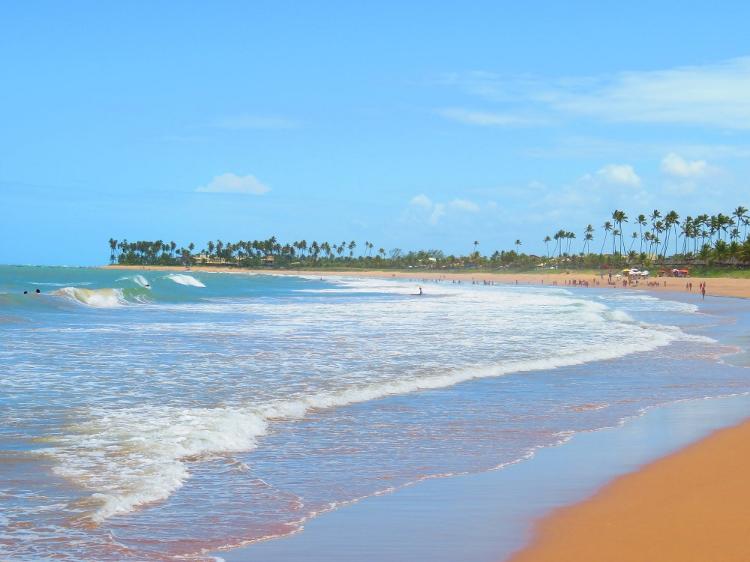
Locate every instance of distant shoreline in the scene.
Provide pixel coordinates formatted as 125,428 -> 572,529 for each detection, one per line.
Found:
103,264 -> 750,299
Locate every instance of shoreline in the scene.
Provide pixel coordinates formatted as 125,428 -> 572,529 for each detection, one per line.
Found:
103,264 -> 750,299
509,415 -> 750,562
213,394 -> 750,562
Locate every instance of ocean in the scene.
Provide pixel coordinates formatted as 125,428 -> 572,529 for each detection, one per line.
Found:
1,265 -> 748,560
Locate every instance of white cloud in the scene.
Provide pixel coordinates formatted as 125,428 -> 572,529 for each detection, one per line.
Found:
546,58 -> 750,128
595,164 -> 641,187
660,152 -> 709,178
410,194 -> 433,208
523,136 -> 750,160
450,198 -> 480,212
213,114 -> 299,130
445,56 -> 750,129
408,194 -> 480,224
437,107 -> 542,127
196,173 -> 271,195
429,203 -> 446,224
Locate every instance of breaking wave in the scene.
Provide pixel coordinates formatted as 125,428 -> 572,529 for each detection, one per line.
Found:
53,287 -> 127,308
49,313 -> 691,524
166,273 -> 206,287
116,274 -> 151,288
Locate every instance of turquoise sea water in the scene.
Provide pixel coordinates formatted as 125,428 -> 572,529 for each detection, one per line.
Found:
1,266 -> 748,560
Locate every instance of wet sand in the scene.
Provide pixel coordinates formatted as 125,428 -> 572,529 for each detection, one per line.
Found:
212,395 -> 750,562
510,418 -> 750,562
105,265 -> 750,299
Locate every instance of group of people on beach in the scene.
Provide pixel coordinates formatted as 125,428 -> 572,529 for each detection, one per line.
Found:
684,281 -> 707,298
401,273 -> 709,299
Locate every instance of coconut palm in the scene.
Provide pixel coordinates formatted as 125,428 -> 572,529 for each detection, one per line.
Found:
636,214 -> 647,253
611,210 -> 627,255
583,225 -> 594,255
629,231 -> 638,253
601,221 -> 612,255
108,238 -> 118,264
734,206 -> 748,239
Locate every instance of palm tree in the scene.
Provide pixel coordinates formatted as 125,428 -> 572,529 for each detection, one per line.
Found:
108,238 -> 118,264
473,240 -> 479,254
636,214 -> 646,254
734,206 -> 749,239
611,210 -> 628,255
583,225 -> 594,255
629,231 -> 638,253
649,209 -> 661,256
543,236 -> 551,258
601,221 -> 612,255
554,229 -> 566,257
663,210 -> 679,257
652,221 -> 664,257
565,232 -> 575,254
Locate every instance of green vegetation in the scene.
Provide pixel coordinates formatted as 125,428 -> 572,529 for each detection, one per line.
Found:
108,207 -> 750,272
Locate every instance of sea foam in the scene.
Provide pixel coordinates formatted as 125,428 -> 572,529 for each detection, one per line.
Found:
166,273 -> 206,287
40,278 -> 707,526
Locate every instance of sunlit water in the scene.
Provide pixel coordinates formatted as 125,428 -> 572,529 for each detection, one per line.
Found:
1,266 -> 748,560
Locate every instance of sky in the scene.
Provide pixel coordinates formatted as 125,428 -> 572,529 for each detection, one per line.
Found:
2,1 -> 750,265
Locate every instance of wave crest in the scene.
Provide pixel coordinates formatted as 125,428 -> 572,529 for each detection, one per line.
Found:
53,287 -> 126,308
166,273 -> 205,287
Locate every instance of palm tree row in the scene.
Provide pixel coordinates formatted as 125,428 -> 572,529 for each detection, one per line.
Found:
542,206 -> 750,263
107,205 -> 750,269
109,237 -> 387,266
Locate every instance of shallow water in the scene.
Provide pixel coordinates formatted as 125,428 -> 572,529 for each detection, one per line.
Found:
1,266 -> 748,560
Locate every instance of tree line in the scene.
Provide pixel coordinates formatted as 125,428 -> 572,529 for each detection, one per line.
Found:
108,206 -> 750,270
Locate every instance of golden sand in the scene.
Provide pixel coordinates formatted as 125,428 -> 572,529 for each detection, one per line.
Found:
509,419 -> 750,562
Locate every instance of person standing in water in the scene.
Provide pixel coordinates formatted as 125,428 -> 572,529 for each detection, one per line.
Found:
701,283 -> 706,299
418,286 -> 423,295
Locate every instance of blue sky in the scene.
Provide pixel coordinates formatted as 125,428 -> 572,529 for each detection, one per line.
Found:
2,1 -> 750,264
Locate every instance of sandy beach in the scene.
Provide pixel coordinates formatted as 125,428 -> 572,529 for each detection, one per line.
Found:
105,264 -> 750,299
510,418 -> 750,562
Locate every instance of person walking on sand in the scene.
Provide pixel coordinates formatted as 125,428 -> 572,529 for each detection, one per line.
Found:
701,283 -> 706,300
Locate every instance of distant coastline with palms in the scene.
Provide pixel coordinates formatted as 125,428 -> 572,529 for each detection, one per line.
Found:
107,206 -> 750,276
